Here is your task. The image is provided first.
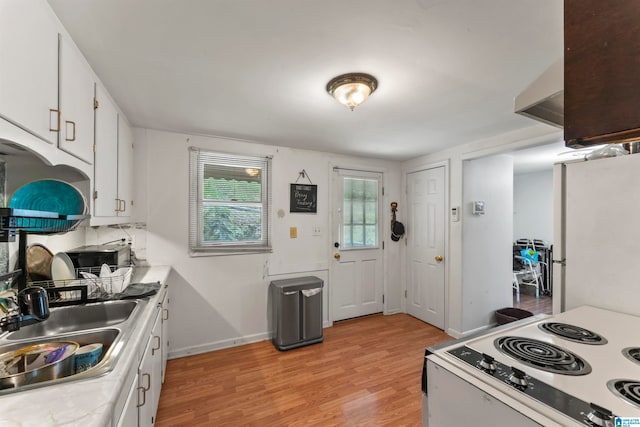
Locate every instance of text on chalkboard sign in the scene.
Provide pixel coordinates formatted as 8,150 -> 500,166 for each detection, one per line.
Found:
290,184 -> 317,213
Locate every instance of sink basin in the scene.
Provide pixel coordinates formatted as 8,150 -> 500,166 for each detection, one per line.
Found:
6,300 -> 138,340
0,328 -> 121,393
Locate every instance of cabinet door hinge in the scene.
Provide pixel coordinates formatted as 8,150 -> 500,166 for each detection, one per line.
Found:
93,98 -> 99,110
93,190 -> 98,200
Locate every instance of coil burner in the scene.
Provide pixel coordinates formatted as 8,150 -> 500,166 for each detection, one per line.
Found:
607,379 -> 640,408
494,336 -> 592,375
623,348 -> 640,365
538,322 -> 607,345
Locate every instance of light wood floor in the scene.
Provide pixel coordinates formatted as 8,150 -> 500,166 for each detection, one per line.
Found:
156,314 -> 450,427
512,290 -> 553,315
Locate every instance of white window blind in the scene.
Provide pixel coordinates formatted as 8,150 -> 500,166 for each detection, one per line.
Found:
189,148 -> 272,255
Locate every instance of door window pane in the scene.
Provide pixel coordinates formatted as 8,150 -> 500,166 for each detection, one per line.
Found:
343,177 -> 378,248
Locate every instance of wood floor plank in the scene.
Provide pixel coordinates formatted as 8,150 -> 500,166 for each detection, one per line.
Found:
156,313 -> 450,426
512,290 -> 552,314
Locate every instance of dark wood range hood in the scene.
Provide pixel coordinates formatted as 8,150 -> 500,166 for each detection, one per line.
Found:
564,0 -> 640,148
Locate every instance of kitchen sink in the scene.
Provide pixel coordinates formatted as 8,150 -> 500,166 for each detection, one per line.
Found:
0,297 -> 148,394
0,328 -> 121,393
5,300 -> 139,340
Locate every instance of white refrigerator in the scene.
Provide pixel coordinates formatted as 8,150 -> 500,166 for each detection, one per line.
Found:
553,153 -> 640,316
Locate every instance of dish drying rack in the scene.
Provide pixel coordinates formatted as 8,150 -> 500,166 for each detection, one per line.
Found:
0,208 -> 89,293
28,265 -> 132,307
0,208 -> 87,242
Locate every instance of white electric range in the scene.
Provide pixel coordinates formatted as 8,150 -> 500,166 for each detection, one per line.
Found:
422,306 -> 640,426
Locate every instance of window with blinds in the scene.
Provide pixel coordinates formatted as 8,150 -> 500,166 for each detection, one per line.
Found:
189,148 -> 272,255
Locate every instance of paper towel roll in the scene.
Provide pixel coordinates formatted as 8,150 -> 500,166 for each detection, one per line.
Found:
73,343 -> 103,373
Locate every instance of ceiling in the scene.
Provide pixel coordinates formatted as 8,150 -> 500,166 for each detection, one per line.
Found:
48,0 -> 563,161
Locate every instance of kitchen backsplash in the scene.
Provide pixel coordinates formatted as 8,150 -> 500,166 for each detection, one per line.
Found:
84,223 -> 147,262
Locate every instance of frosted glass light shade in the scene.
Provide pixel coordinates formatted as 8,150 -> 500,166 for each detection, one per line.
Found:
327,73 -> 378,110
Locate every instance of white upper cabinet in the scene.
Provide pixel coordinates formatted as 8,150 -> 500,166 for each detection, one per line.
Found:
0,0 -> 59,144
0,0 -> 133,226
94,83 -> 119,218
58,34 -> 95,164
93,83 -> 134,223
117,116 -> 134,218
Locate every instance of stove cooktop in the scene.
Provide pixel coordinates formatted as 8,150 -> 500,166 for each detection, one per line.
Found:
435,306 -> 640,421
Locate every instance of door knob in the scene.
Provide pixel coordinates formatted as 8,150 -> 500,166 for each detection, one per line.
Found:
334,253 -> 341,260
435,255 -> 443,262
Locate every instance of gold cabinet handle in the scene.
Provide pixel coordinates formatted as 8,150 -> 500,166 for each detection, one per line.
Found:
334,253 -> 341,260
137,386 -> 146,407
49,109 -> 60,132
65,120 -> 76,141
142,372 -> 151,391
120,199 -> 126,213
435,255 -> 443,262
115,198 -> 121,212
152,335 -> 161,355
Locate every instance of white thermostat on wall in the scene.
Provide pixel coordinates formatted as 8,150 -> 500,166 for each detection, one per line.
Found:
472,201 -> 485,215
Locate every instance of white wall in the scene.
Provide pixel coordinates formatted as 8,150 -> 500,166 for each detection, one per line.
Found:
402,124 -> 561,337
462,155 -> 513,332
133,128 -> 402,358
513,170 -> 553,244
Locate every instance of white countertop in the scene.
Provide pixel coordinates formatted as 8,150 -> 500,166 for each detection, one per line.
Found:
0,265 -> 171,427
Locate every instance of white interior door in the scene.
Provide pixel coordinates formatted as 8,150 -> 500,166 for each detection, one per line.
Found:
330,169 -> 383,321
407,167 -> 445,329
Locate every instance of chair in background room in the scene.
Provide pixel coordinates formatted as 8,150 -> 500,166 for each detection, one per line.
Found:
512,254 -> 548,302
513,238 -> 553,297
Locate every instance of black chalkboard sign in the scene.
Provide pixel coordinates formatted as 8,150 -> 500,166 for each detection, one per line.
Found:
290,184 -> 317,213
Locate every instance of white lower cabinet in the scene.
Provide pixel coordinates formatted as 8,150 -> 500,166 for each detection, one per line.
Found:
116,374 -> 139,427
115,300 -> 165,427
138,308 -> 163,426
160,290 -> 169,383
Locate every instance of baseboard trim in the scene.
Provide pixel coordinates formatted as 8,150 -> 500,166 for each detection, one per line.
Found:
168,331 -> 271,359
169,323 -> 334,359
447,324 -> 493,340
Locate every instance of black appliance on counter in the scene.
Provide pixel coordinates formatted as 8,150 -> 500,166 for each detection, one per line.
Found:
65,243 -> 131,268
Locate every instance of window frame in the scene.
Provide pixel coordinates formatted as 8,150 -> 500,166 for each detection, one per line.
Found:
189,147 -> 272,256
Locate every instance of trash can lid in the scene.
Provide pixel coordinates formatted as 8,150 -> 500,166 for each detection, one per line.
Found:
270,276 -> 324,291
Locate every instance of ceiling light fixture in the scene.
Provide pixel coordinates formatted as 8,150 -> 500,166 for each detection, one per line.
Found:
326,73 -> 378,111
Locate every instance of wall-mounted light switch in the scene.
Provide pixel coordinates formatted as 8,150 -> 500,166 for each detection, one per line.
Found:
312,226 -> 321,236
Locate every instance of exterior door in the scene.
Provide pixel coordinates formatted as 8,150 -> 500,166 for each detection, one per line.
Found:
407,167 -> 445,329
330,169 -> 383,321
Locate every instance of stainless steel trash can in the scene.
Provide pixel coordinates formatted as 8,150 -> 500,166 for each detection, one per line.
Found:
270,276 -> 323,351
